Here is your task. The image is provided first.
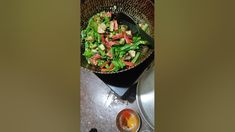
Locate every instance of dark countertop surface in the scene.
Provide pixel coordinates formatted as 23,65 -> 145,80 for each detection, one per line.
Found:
80,68 -> 153,132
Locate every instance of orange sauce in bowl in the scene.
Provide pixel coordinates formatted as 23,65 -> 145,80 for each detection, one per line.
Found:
116,109 -> 141,132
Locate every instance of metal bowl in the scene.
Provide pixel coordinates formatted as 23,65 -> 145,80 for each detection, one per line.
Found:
81,0 -> 154,74
116,108 -> 141,132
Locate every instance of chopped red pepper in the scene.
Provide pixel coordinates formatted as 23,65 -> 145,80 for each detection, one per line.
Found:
112,33 -> 124,40
114,20 -> 118,31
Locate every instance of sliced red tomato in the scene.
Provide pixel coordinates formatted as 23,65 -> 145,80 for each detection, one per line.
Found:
112,33 -> 124,40
114,20 -> 118,31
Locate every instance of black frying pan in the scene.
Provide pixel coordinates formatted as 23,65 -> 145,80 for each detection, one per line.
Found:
81,0 -> 154,85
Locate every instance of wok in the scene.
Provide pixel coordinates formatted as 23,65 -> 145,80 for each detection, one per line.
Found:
81,0 -> 154,86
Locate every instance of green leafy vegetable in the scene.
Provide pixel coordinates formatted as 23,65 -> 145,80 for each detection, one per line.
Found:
81,11 -> 150,72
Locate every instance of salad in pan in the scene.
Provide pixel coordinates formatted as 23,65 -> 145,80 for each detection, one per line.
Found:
81,11 -> 149,72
